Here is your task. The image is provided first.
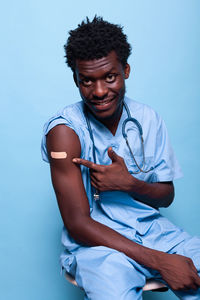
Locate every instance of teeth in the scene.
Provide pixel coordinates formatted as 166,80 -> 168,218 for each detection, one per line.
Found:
97,102 -> 108,106
96,100 -> 111,106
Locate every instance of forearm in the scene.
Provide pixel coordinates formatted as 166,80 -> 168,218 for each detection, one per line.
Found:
68,215 -> 163,271
126,175 -> 174,208
73,150 -> 174,208
67,210 -> 200,292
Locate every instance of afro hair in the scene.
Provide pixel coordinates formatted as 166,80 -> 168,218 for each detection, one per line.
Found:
64,16 -> 132,72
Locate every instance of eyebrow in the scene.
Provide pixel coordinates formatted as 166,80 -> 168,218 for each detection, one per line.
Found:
78,67 -> 117,79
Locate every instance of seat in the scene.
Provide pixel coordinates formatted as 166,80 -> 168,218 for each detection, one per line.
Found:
65,272 -> 168,292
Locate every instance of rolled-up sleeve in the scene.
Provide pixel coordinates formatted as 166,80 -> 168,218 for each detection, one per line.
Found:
41,108 -> 84,163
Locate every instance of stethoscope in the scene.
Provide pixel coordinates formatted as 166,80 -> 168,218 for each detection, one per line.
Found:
84,101 -> 154,201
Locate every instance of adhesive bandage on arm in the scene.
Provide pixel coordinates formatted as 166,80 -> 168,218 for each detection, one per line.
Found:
50,152 -> 67,159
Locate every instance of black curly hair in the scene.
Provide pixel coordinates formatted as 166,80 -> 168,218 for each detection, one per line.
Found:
64,16 -> 132,72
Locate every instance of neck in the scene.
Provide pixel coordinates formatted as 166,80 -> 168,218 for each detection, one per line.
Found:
100,102 -> 123,136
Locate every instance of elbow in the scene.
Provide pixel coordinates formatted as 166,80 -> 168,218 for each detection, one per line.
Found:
162,196 -> 174,208
162,185 -> 175,208
66,215 -> 92,244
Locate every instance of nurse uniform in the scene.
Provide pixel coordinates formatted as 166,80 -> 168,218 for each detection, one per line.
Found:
42,96 -> 200,299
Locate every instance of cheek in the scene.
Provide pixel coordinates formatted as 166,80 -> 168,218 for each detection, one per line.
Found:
79,87 -> 90,100
111,77 -> 125,90
110,81 -> 125,96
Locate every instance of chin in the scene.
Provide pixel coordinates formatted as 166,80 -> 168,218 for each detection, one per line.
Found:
94,105 -> 121,121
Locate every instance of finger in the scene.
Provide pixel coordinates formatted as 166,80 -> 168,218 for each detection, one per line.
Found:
190,281 -> 200,291
90,174 -> 102,188
72,158 -> 100,171
187,262 -> 200,288
189,260 -> 199,275
195,275 -> 200,287
107,147 -> 121,163
89,169 -> 98,177
90,180 -> 98,189
91,181 -> 105,192
191,265 -> 199,275
90,174 -> 98,184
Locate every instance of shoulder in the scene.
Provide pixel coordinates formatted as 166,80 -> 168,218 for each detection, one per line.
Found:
41,101 -> 86,163
46,124 -> 81,162
42,101 -> 88,142
60,101 -> 85,122
44,101 -> 85,134
125,96 -> 161,125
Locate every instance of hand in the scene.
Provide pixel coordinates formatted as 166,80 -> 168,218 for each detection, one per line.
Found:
72,147 -> 133,192
158,253 -> 200,291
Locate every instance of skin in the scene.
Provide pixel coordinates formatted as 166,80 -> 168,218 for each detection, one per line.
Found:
74,51 -> 130,134
47,51 -> 200,291
73,147 -> 174,209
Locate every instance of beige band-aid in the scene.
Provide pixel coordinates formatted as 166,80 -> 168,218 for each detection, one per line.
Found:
51,151 -> 67,159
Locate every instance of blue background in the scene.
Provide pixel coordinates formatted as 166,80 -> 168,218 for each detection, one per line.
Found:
1,1 -> 199,299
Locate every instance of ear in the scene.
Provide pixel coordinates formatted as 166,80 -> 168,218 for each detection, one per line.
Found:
73,72 -> 78,87
124,63 -> 130,79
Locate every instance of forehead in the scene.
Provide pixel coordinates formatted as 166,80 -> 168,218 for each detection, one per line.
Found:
75,51 -> 123,76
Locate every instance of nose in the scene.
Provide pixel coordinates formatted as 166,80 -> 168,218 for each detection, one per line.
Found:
93,80 -> 108,99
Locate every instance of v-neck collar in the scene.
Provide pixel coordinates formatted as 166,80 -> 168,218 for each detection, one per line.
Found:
86,99 -> 128,140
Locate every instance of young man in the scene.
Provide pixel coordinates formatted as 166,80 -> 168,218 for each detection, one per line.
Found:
41,17 -> 200,299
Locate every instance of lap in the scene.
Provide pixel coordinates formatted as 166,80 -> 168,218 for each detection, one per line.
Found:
63,231 -> 200,299
168,235 -> 200,270
67,246 -> 150,300
163,235 -> 200,299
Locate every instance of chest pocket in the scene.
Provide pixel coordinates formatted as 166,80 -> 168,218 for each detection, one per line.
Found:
126,155 -> 157,183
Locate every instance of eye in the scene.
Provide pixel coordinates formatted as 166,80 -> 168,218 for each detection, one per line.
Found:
81,78 -> 92,87
106,74 -> 117,83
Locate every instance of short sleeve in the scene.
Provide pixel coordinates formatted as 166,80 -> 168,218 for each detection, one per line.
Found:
41,115 -> 82,163
153,117 -> 183,182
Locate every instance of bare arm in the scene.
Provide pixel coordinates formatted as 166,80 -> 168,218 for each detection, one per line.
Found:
46,125 -> 155,258
127,178 -> 174,209
47,125 -> 200,291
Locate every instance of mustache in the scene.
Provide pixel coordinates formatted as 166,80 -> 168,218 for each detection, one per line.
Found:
81,86 -> 126,104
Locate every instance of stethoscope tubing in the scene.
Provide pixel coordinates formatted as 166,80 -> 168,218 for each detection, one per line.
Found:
84,100 -> 153,200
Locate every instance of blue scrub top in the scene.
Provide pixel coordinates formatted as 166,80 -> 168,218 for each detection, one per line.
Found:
41,96 -> 186,266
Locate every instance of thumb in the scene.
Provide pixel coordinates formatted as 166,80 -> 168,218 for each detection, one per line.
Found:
107,147 -> 120,163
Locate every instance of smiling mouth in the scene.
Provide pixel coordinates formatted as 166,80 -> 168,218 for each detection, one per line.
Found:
91,97 -> 115,106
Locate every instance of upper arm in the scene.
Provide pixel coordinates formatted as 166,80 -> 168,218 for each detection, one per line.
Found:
46,124 -> 90,231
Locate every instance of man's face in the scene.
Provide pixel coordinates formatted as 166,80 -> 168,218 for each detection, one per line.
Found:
74,51 -> 130,122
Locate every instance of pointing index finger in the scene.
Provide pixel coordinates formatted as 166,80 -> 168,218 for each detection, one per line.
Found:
72,158 -> 99,170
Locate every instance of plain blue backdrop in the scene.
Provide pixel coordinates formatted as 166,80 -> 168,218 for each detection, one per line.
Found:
1,1 -> 199,299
